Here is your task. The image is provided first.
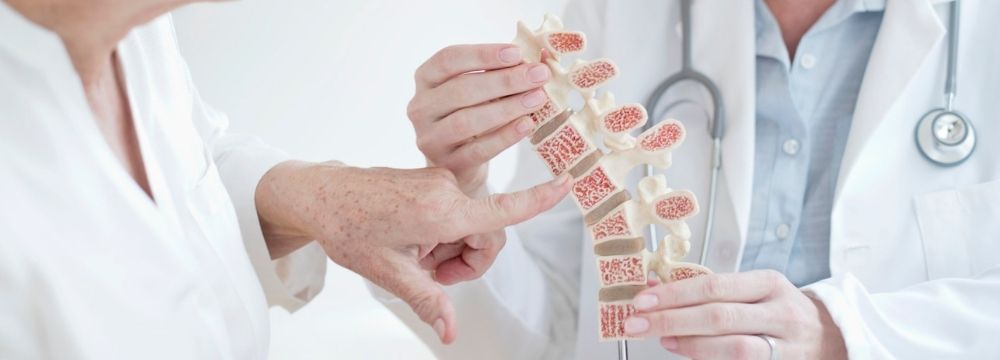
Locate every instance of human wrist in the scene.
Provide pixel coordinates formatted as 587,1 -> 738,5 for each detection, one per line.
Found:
256,160 -> 346,259
810,297 -> 848,359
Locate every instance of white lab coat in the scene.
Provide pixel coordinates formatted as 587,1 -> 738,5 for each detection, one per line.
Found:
374,0 -> 1000,358
0,6 -> 327,359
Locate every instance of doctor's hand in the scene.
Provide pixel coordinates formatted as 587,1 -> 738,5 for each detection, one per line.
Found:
624,270 -> 847,360
407,43 -> 550,197
255,161 -> 571,343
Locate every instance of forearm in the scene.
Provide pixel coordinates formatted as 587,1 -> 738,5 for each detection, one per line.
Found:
255,160 -> 345,259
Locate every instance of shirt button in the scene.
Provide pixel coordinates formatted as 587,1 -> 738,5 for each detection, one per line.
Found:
775,224 -> 790,239
782,139 -> 800,156
800,54 -> 817,69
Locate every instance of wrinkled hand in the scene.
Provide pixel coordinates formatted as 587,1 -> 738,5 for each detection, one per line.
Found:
623,270 -> 847,359
407,43 -> 551,196
255,161 -> 570,344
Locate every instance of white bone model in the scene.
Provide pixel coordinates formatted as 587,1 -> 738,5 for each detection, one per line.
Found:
513,14 -> 712,341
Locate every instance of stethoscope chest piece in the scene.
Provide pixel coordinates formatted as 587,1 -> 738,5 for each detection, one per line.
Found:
915,108 -> 976,166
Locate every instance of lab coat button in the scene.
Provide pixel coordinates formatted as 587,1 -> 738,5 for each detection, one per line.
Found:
782,139 -> 800,156
800,54 -> 817,69
775,224 -> 790,239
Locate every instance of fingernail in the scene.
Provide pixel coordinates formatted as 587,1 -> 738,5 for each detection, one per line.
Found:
624,317 -> 649,334
661,336 -> 678,350
527,64 -> 550,83
521,89 -> 547,108
634,294 -> 659,310
433,318 -> 446,340
499,47 -> 521,64
554,174 -> 571,186
516,118 -> 534,135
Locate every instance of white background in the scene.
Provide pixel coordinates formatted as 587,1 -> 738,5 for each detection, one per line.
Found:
172,1 -> 567,358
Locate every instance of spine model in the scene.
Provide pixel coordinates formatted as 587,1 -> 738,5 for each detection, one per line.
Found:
513,14 -> 713,341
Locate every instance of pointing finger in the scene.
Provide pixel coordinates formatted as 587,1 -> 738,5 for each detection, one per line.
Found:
459,174 -> 571,235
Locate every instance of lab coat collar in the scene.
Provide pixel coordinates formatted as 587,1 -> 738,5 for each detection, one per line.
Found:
854,0 -> 954,12
836,0 -> 947,204
691,0 -> 756,270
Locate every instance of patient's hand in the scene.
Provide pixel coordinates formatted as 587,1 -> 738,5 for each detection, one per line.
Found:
407,43 -> 550,197
255,161 -> 570,343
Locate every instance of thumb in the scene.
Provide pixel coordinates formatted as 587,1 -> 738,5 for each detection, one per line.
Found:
461,174 -> 572,234
368,247 -> 457,344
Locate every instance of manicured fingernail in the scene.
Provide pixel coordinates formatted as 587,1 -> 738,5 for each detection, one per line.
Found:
527,64 -> 550,83
433,318 -> 446,340
661,336 -> 678,350
499,47 -> 521,63
554,174 -> 571,186
521,89 -> 547,108
516,118 -> 534,135
634,294 -> 658,310
624,317 -> 649,334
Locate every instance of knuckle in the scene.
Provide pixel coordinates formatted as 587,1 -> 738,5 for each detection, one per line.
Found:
464,141 -> 491,164
435,45 -> 462,74
708,305 -> 736,330
730,337 -> 755,360
500,69 -> 520,91
702,276 -> 727,300
449,112 -> 473,137
480,103 -> 508,126
492,193 -> 517,214
415,136 -> 434,155
419,198 -> 455,222
428,167 -> 456,182
408,291 -> 443,323
406,98 -> 425,121
783,306 -> 809,332
478,45 -> 497,65
660,286 -> 683,307
761,269 -> 789,290
655,313 -> 676,334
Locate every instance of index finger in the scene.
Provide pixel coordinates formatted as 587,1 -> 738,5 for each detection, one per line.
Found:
634,270 -> 786,312
416,44 -> 524,89
457,174 -> 571,236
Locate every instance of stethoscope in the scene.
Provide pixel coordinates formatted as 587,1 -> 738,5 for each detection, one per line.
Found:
639,0 -> 974,274
618,1 -> 973,358
915,0 -> 975,167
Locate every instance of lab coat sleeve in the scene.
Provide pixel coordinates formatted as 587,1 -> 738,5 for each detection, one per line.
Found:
168,17 -> 327,312
804,267 -> 1000,358
190,89 -> 327,312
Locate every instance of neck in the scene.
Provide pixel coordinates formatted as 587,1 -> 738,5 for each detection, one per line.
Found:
4,0 -> 186,86
765,0 -> 837,58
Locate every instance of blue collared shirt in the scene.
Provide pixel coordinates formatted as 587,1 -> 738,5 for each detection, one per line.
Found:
741,0 -> 884,286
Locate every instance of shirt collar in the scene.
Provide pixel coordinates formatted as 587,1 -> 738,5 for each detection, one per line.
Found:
753,0 -> 889,65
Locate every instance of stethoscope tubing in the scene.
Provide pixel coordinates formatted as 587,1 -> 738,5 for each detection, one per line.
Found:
643,0 -> 726,267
